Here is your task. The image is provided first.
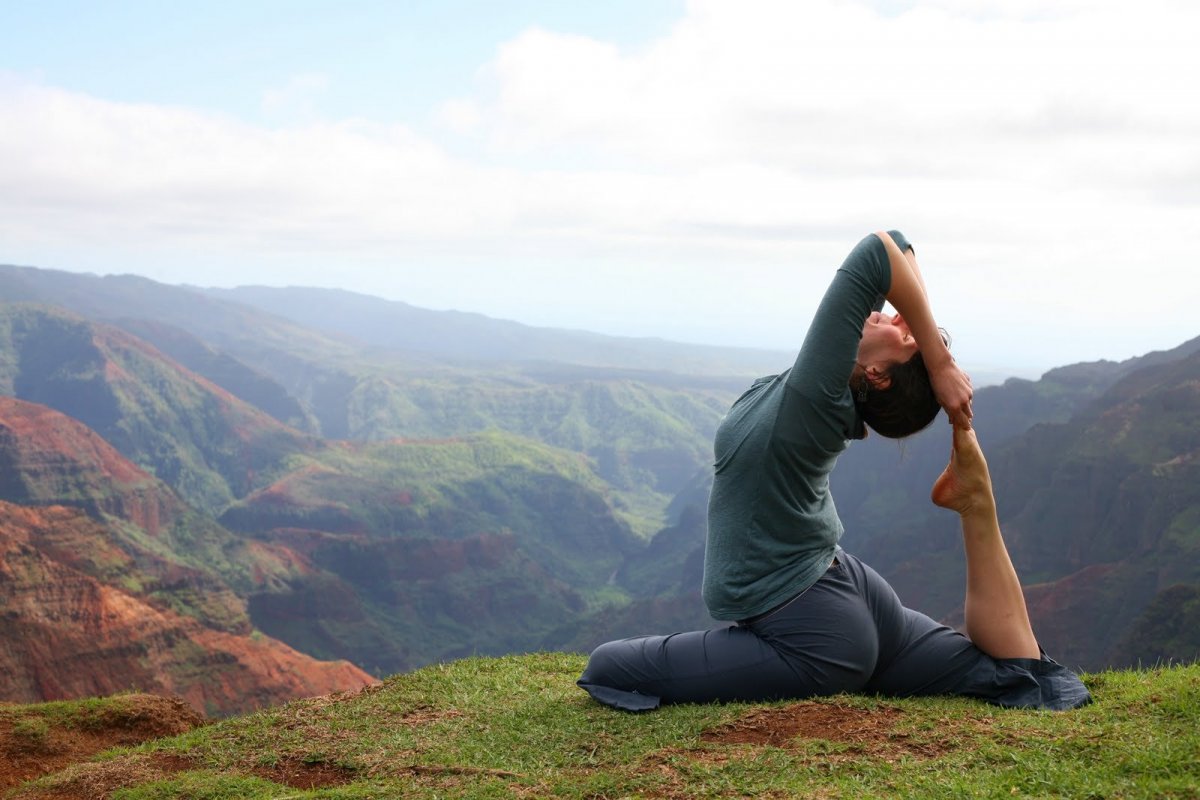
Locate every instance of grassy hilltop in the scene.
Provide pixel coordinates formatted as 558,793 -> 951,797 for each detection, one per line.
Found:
7,655 -> 1198,799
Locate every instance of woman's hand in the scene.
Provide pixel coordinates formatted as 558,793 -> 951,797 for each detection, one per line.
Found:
928,356 -> 973,429
931,425 -> 994,518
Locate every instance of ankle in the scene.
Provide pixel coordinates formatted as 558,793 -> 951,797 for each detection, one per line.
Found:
958,498 -> 998,525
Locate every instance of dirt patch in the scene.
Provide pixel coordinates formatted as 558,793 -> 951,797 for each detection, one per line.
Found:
9,752 -> 200,799
252,756 -> 357,789
702,701 -> 903,747
0,693 -> 204,794
626,702 -> 964,800
13,747 -> 360,798
699,701 -> 954,760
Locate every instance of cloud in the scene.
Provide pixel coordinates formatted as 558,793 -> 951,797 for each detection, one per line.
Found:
261,72 -> 331,123
1,0 -> 1198,367
0,77 -> 506,248
452,1 -> 1198,181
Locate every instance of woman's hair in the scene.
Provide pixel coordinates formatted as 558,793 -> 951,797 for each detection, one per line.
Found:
854,346 -> 944,440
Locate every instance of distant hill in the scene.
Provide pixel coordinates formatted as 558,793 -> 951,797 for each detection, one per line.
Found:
199,284 -> 791,375
995,347 -> 1200,668
113,316 -> 320,433
0,265 -> 751,534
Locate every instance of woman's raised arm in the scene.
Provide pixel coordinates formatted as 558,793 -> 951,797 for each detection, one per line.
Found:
875,231 -> 973,428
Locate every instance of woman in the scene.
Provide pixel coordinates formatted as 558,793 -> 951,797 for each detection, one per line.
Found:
577,231 -> 1090,712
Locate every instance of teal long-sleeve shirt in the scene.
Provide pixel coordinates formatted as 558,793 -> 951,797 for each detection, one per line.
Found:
702,230 -> 912,621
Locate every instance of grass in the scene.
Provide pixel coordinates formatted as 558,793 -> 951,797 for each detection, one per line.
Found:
1,694 -> 146,732
13,655 -> 1200,799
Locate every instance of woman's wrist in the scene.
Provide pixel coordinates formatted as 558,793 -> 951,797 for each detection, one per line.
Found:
921,339 -> 954,370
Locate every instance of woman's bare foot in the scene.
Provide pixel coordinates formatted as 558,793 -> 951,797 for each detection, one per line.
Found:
931,425 -> 995,519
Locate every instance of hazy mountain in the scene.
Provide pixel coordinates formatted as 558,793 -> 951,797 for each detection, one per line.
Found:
0,265 -> 749,535
0,264 -> 370,371
199,284 -> 791,375
994,347 -> 1200,668
113,316 -> 320,434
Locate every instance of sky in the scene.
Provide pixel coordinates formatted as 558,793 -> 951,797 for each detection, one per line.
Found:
2,0 -> 1198,375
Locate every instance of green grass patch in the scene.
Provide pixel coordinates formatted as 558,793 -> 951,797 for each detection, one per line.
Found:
1,693 -> 146,731
15,656 -> 1200,799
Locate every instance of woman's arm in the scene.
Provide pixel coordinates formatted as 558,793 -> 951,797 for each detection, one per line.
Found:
874,231 -> 974,428
901,239 -> 929,296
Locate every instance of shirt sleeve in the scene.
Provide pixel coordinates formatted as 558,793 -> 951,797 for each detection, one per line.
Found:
778,231 -> 911,447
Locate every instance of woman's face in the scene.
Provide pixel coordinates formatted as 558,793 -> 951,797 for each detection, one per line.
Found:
858,311 -> 918,369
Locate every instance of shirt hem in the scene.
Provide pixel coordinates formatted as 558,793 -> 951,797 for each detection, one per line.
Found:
705,549 -> 838,622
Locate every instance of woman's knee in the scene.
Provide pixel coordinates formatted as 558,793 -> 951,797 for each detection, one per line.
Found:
578,637 -> 667,711
580,636 -> 658,690
580,640 -> 622,684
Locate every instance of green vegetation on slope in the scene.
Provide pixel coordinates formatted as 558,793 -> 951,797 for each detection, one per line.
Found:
223,429 -> 646,674
1,304 -> 665,680
0,303 -> 322,515
293,369 -> 731,537
1,266 -> 754,537
1,300 -> 729,540
14,656 -> 1200,799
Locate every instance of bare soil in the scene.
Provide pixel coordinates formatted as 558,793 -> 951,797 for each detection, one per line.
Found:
0,693 -> 204,794
251,756 -> 358,789
699,700 -> 957,759
701,701 -> 904,747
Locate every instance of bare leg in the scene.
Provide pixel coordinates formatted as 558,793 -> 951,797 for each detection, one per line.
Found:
931,426 -> 1039,659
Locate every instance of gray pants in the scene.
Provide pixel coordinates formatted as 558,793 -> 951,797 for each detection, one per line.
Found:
578,549 -> 1090,711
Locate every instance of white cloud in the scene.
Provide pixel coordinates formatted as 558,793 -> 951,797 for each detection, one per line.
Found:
0,78 -> 509,246
261,72 -> 331,123
2,0 -> 1199,369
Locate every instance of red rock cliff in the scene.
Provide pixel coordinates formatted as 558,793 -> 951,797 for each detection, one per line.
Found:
0,501 -> 376,717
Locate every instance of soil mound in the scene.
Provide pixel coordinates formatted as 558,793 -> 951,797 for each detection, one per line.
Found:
0,693 -> 204,793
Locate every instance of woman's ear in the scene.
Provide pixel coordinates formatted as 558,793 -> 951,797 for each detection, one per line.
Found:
865,364 -> 892,390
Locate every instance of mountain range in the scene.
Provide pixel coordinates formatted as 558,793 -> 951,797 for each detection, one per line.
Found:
1,260 -> 1198,716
